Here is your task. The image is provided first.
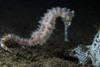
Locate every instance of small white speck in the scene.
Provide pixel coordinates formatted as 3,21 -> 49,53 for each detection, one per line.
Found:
0,43 -> 4,47
8,34 -> 11,37
2,38 -> 5,40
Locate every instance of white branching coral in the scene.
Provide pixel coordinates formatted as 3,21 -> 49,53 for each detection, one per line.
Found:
70,30 -> 100,67
70,45 -> 89,64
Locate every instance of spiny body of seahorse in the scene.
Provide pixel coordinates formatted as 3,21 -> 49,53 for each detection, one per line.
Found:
0,7 -> 74,53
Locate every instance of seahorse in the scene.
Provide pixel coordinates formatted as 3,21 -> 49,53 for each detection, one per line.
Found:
0,7 -> 74,53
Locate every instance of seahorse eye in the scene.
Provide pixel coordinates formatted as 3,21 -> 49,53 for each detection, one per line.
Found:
67,22 -> 71,26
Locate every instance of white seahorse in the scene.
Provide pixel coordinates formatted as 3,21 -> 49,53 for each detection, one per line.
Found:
0,7 -> 74,53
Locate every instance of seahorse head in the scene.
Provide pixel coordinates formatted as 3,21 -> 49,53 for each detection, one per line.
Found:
61,8 -> 74,42
62,9 -> 74,27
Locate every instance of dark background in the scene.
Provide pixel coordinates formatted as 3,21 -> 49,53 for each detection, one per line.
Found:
0,0 -> 100,43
